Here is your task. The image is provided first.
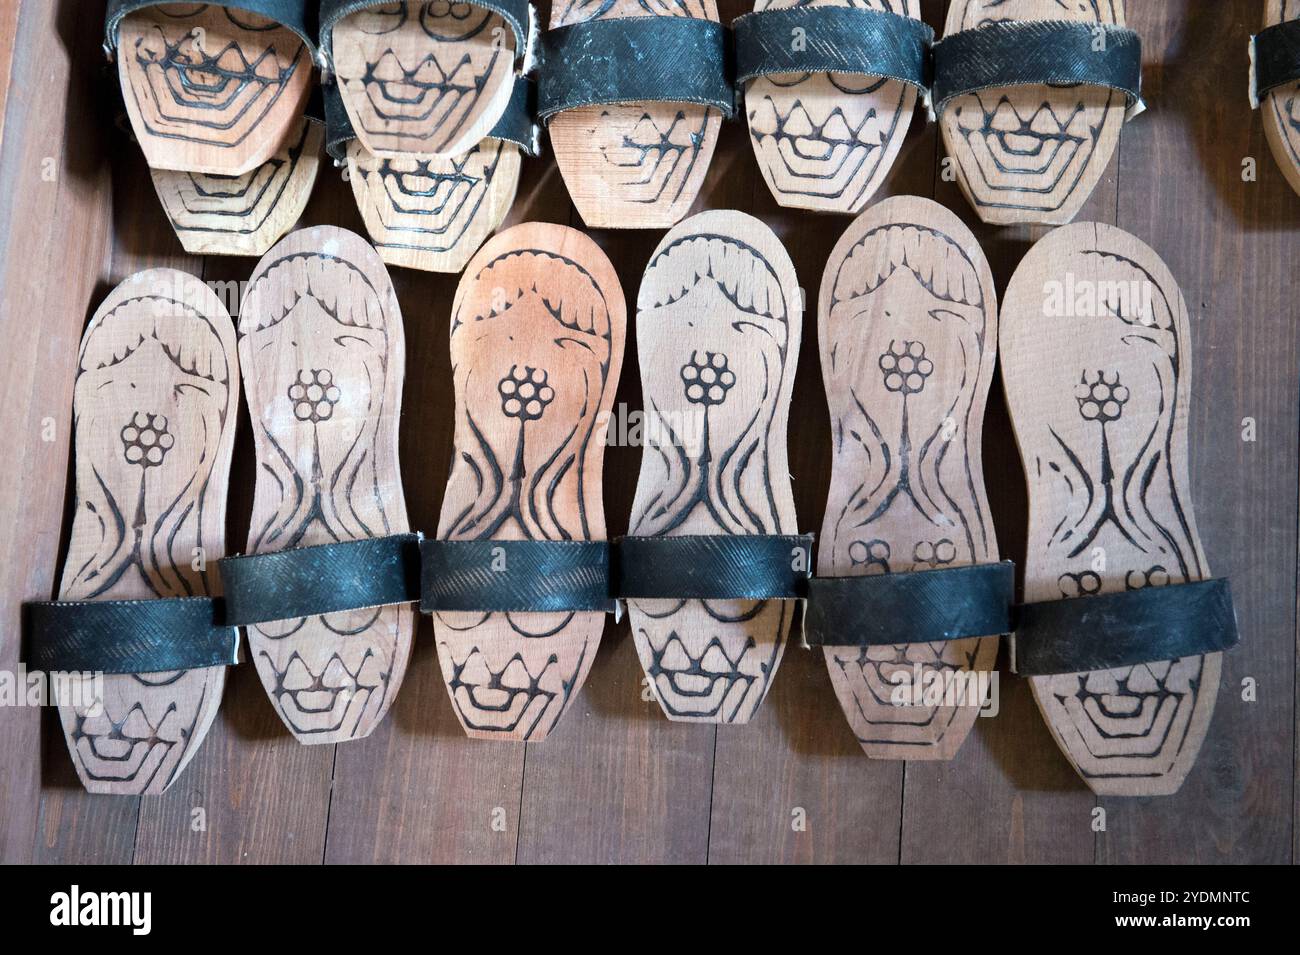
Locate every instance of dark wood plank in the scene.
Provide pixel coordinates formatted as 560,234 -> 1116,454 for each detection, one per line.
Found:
1096,0 -> 1296,864
9,0 -> 128,864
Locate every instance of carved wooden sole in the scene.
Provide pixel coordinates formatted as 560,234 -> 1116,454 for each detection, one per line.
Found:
433,222 -> 625,741
1000,222 -> 1220,796
117,4 -> 313,176
745,0 -> 921,214
548,0 -> 722,229
55,269 -> 237,794
151,116 -> 321,256
238,227 -> 415,744
628,209 -> 801,723
345,136 -> 521,273
817,196 -> 999,759
1262,1 -> 1300,197
332,1 -> 517,159
939,0 -> 1126,226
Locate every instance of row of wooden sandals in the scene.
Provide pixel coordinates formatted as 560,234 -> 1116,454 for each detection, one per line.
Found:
111,1 -> 1300,266
30,201 -> 1240,800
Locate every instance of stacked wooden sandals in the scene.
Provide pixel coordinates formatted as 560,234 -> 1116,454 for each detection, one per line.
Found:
27,0 -> 1298,798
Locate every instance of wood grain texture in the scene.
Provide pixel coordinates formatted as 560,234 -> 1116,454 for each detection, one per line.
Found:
817,195 -> 999,760
745,0 -> 921,214
50,270 -> 236,795
433,221 -> 625,741
1000,222 -> 1219,797
333,1 -> 517,159
548,0 -> 723,229
11,0 -> 1298,865
238,226 -> 415,744
1100,0 -> 1294,861
939,0 -> 1126,225
0,0 -> 113,864
346,135 -> 521,273
117,4 -> 312,176
151,116 -> 321,256
628,209 -> 801,724
1263,1 -> 1300,197
129,183 -> 362,865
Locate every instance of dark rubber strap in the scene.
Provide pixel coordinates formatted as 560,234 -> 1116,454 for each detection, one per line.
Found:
1013,578 -> 1239,676
733,7 -> 932,92
319,0 -> 533,69
932,20 -> 1143,119
419,539 -> 614,613
1252,19 -> 1300,105
537,16 -> 736,123
218,533 -> 422,626
323,80 -> 353,161
322,75 -> 538,160
804,561 -> 1013,647
105,0 -> 317,57
24,598 -> 239,675
614,535 -> 813,601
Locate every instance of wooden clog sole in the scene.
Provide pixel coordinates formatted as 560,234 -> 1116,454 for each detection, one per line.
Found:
237,226 -> 415,744
56,269 -> 238,794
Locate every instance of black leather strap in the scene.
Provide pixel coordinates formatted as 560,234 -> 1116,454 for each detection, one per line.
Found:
733,7 -> 932,92
537,16 -> 736,123
24,598 -> 239,675
1013,578 -> 1239,676
804,561 -> 1013,647
489,76 -> 541,154
419,539 -> 614,613
319,0 -> 533,70
932,20 -> 1143,119
1252,19 -> 1300,106
218,533 -> 422,626
614,534 -> 813,601
105,0 -> 317,57
323,75 -> 538,161
323,80 -> 353,162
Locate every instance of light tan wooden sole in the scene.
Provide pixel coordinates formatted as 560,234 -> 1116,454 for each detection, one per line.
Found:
548,0 -> 722,229
1262,1 -> 1300,197
817,196 -> 1000,759
627,209 -> 801,723
151,116 -> 322,256
55,269 -> 237,794
345,136 -> 520,273
433,222 -> 625,741
118,4 -> 313,176
237,226 -> 415,744
332,1 -> 517,159
939,0 -> 1126,226
1000,222 -> 1220,796
745,0 -> 920,214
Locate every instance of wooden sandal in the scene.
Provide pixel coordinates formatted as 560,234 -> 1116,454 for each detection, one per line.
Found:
735,0 -> 931,214
1000,222 -> 1239,795
150,113 -> 323,256
1253,2 -> 1300,197
26,270 -> 240,794
321,0 -> 534,160
234,226 -> 416,743
625,209 -> 804,724
539,1 -> 732,229
325,77 -> 538,273
429,221 -> 625,741
933,0 -> 1141,226
806,195 -> 1005,760
107,0 -> 316,176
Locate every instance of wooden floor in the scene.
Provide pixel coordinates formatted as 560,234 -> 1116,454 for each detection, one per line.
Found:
0,0 -> 1295,864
